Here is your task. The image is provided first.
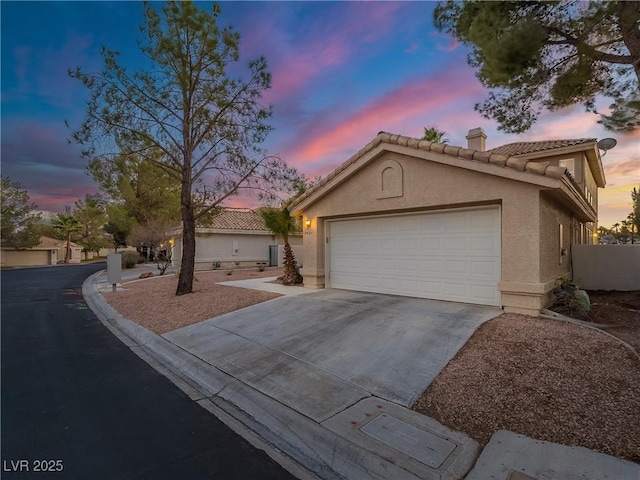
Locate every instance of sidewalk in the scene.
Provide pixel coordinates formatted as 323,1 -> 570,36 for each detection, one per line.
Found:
83,269 -> 640,480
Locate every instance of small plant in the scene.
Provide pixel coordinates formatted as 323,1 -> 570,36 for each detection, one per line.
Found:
552,277 -> 591,319
121,251 -> 139,269
156,253 -> 171,276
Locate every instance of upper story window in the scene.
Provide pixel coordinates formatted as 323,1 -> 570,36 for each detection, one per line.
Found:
559,158 -> 575,177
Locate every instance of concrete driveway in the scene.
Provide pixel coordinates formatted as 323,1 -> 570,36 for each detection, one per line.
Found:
164,289 -> 501,422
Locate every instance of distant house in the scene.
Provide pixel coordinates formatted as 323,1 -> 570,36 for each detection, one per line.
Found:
171,208 -> 302,270
289,128 -> 604,316
0,236 -> 82,267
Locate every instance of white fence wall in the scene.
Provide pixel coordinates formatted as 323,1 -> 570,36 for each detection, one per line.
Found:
572,245 -> 640,291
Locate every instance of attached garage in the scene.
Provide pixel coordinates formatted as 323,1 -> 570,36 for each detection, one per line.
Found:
327,206 -> 501,306
289,130 -> 604,315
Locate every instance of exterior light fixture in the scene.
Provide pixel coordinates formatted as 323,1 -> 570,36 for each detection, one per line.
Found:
305,219 -> 311,228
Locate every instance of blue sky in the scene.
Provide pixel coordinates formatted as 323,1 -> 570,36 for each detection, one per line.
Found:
2,1 -> 638,228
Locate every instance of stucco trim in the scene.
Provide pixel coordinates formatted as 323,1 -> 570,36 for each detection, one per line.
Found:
497,276 -> 565,295
290,132 -> 573,215
377,159 -> 404,199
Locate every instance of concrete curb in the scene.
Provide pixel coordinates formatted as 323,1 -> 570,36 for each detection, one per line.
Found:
82,270 -> 480,480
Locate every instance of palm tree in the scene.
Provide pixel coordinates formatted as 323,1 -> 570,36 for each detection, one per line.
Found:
620,220 -> 631,244
627,213 -> 637,244
422,126 -> 449,143
258,206 -> 302,285
612,222 -> 620,242
52,213 -> 82,263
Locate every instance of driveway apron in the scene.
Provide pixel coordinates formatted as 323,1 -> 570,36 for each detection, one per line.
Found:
164,289 -> 501,420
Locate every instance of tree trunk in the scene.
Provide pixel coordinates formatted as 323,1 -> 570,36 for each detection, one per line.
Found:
176,179 -> 196,295
282,242 -> 302,285
65,233 -> 71,263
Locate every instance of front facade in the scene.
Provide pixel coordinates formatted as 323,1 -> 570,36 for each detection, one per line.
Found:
289,130 -> 604,316
0,236 -> 82,267
172,208 -> 302,270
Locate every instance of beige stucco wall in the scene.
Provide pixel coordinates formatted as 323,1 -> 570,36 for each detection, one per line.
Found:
56,246 -> 82,263
300,151 -> 552,313
1,249 -> 54,267
583,156 -> 598,216
537,193 -> 573,307
173,233 -> 303,270
529,152 -> 598,222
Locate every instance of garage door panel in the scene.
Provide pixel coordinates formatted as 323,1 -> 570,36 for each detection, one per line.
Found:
471,209 -> 498,228
421,259 -> 442,273
471,260 -> 497,276
398,237 -> 421,253
443,282 -> 467,297
444,237 -> 467,252
328,207 -> 501,306
443,260 -> 468,274
420,238 -> 443,251
472,285 -> 499,303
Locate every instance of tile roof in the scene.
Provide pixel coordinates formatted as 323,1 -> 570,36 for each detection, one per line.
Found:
290,132 -> 577,211
489,139 -> 596,156
37,236 -> 73,248
1,236 -> 79,250
207,208 -> 270,231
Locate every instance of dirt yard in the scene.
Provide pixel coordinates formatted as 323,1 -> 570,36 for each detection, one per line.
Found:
414,292 -> 640,463
586,290 -> 640,351
103,267 -> 284,334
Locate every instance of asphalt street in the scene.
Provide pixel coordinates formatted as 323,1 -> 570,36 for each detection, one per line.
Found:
1,264 -> 297,480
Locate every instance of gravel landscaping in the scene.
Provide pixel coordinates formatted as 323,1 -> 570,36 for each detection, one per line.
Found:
103,267 -> 283,334
413,311 -> 640,463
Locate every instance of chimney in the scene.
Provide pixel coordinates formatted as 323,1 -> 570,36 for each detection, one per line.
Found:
466,127 -> 487,151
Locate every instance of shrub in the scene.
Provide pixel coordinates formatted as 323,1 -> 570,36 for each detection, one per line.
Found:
121,251 -> 139,269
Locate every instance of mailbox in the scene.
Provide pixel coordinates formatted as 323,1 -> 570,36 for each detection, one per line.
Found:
107,254 -> 122,290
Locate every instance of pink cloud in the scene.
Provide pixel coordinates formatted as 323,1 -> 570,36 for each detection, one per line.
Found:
436,39 -> 459,52
249,2 -> 408,105
604,158 -> 640,182
282,67 -> 484,167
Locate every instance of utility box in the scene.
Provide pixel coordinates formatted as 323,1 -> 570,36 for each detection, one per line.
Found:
107,254 -> 122,286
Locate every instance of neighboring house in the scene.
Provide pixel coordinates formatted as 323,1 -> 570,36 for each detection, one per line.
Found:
171,208 -> 302,270
0,236 -> 82,267
288,128 -> 604,316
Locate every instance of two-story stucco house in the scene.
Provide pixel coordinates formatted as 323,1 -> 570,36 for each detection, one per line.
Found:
288,128 -> 605,316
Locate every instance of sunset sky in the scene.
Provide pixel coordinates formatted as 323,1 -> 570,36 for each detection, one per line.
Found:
2,1 -> 638,228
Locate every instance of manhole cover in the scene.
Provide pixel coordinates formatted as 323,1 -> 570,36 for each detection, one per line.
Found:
360,413 -> 456,468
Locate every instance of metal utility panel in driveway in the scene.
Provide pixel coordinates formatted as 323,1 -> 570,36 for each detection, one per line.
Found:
361,413 -> 456,469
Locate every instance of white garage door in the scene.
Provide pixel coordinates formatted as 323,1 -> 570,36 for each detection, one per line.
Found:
327,206 -> 501,306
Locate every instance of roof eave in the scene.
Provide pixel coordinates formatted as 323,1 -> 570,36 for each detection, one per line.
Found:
585,145 -> 606,188
507,142 -> 605,188
290,138 -> 564,216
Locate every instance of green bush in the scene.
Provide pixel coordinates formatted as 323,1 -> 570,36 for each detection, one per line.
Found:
121,251 -> 140,269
